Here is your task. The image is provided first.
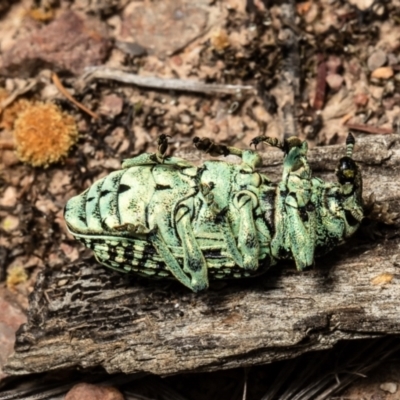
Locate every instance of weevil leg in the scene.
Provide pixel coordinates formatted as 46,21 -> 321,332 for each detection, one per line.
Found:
122,135 -> 195,168
199,185 -> 245,268
193,137 -> 262,169
232,190 -> 260,270
193,137 -> 233,157
148,228 -> 194,290
270,140 -> 316,270
121,134 -> 170,168
285,194 -> 315,270
250,135 -> 303,154
271,189 -> 315,271
214,208 -> 244,267
155,134 -> 170,163
174,200 -> 209,292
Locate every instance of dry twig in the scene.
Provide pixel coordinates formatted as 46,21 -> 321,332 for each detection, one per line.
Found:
345,123 -> 393,135
81,67 -> 256,96
52,73 -> 99,120
313,54 -> 327,111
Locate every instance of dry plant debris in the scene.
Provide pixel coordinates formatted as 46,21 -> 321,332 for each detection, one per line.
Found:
13,102 -> 78,167
0,99 -> 29,131
6,265 -> 28,289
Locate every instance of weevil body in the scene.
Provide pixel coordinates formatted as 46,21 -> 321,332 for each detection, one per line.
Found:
64,133 -> 363,292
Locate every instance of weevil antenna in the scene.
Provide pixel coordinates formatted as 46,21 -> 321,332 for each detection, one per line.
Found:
346,132 -> 355,158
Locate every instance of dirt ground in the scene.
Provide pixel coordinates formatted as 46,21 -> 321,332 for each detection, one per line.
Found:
0,0 -> 399,399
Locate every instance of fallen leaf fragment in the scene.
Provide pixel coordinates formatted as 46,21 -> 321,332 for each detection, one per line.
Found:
371,273 -> 394,286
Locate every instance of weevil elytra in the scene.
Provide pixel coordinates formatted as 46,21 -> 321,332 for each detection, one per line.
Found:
64,133 -> 363,292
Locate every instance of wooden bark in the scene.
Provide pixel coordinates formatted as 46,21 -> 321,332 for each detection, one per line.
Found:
5,134 -> 400,376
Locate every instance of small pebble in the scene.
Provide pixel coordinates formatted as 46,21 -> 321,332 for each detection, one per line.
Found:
372,2 -> 386,16
65,383 -> 124,400
98,94 -> 124,117
353,93 -> 369,107
57,279 -> 68,287
326,74 -> 343,91
371,66 -> 394,80
179,112 -> 192,125
348,0 -> 374,10
1,215 -> 19,232
368,50 -> 387,71
380,382 -> 398,394
0,187 -> 17,207
387,53 -> 398,66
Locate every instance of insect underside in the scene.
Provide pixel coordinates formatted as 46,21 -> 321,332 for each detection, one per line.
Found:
64,134 -> 363,292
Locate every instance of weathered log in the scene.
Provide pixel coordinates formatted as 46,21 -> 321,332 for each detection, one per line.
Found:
5,134 -> 400,376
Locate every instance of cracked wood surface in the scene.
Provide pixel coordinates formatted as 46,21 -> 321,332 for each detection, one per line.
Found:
5,134 -> 400,376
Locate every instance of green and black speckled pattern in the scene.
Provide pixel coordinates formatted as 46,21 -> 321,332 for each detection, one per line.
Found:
64,134 -> 363,292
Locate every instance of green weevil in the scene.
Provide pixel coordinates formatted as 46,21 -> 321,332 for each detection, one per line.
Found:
64,133 -> 363,292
